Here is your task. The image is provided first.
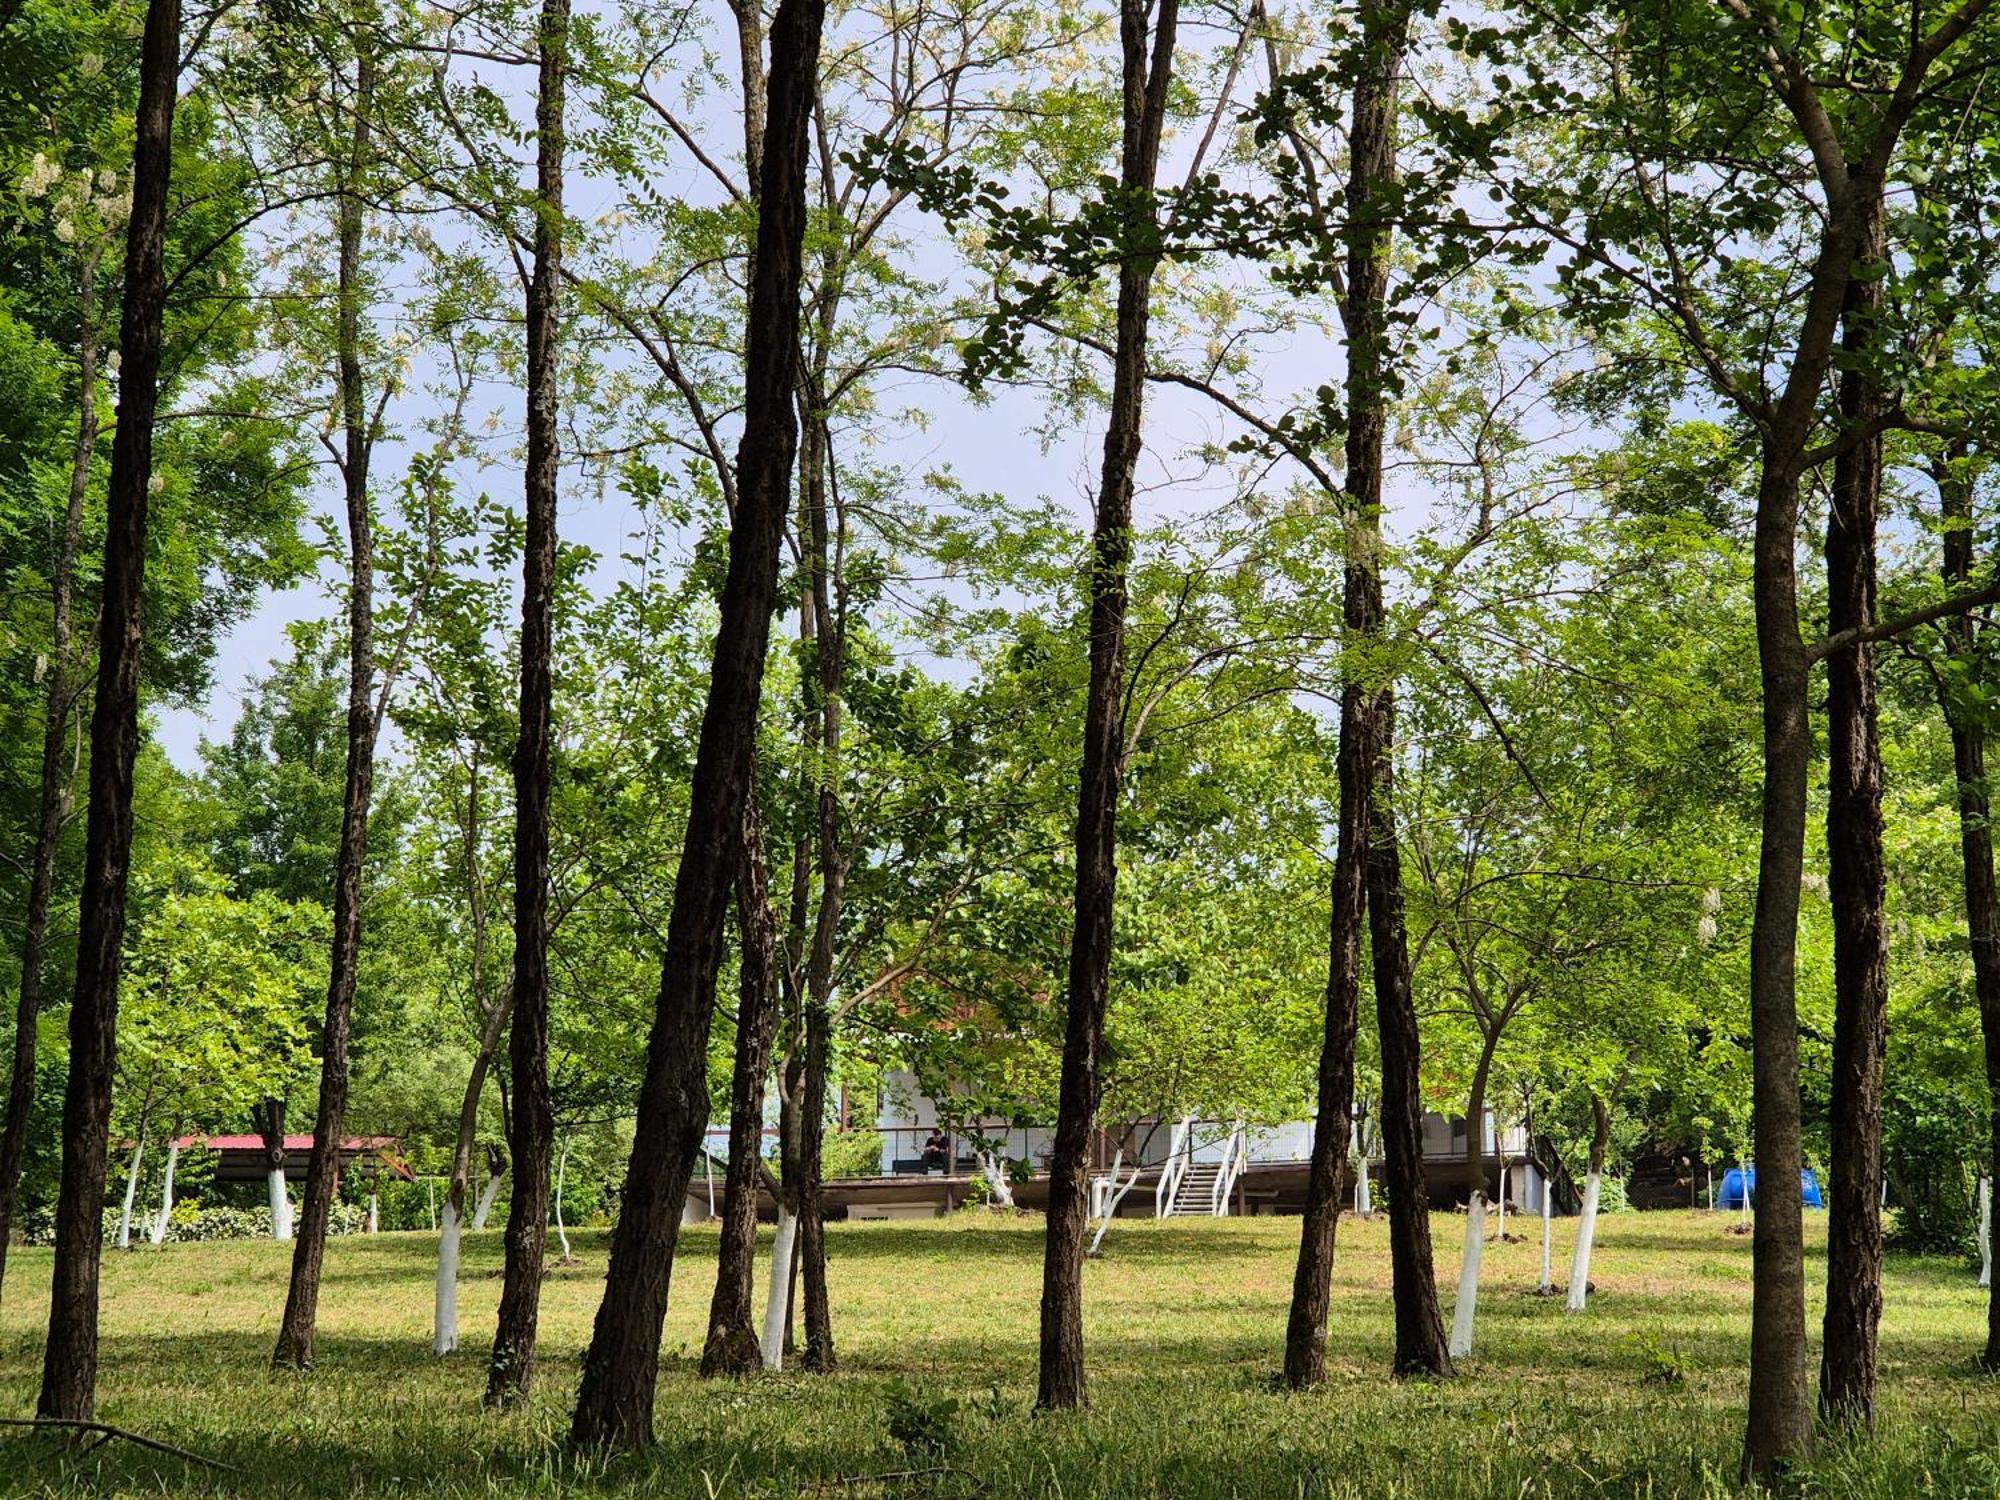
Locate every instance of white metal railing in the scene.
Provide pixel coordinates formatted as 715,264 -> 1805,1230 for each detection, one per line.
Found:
1209,1121 -> 1247,1215
1154,1115 -> 1193,1219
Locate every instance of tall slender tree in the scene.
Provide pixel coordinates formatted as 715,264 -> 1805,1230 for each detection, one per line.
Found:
276,29 -> 384,1367
1931,440 -> 2000,1370
567,0 -> 826,1448
1818,193 -> 1890,1429
37,0 -> 179,1424
486,0 -> 569,1407
1036,0 -> 1178,1414
0,237 -> 99,1303
1284,0 -> 1450,1386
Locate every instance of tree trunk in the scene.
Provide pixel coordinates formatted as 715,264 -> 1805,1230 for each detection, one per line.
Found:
151,1135 -> 179,1247
487,0 -> 568,1408
1933,442 -> 2000,1370
253,1097 -> 291,1241
702,796 -> 783,1379
1567,1093 -> 1610,1313
1743,442 -> 1815,1477
1448,1043 -> 1496,1358
37,0 -> 178,1425
115,1139 -> 143,1252
1367,693 -> 1452,1378
1978,1176 -> 1991,1291
1283,602 -> 1372,1388
1036,0 -> 1178,1414
436,984 -> 512,1356
797,412 -> 843,1373
567,0 -> 824,1450
276,38 -> 378,1371
0,238 -> 99,1304
471,1145 -> 504,1230
1818,195 -> 1889,1431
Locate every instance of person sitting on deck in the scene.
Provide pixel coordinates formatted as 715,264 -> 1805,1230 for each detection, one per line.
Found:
921,1130 -> 950,1172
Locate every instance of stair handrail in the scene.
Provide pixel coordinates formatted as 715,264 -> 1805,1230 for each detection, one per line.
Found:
1210,1120 -> 1247,1215
1154,1115 -> 1193,1219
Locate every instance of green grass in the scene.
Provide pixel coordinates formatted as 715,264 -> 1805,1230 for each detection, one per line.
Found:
0,1209 -> 1995,1497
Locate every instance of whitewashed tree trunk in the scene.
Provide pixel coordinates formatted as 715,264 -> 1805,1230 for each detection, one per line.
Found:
1354,1161 -> 1371,1216
1978,1175 -> 1991,1289
554,1142 -> 572,1261
1567,1172 -> 1603,1312
267,1168 -> 293,1241
366,1190 -> 379,1234
150,1138 -> 180,1246
433,1199 -> 462,1355
1496,1164 -> 1508,1239
1087,1149 -> 1142,1256
1449,1192 -> 1486,1358
1538,1169 -> 1553,1291
116,1139 -> 144,1251
1738,1160 -> 1751,1231
760,1208 -> 799,1370
979,1150 -> 1015,1209
471,1170 -> 502,1231
427,1178 -> 436,1230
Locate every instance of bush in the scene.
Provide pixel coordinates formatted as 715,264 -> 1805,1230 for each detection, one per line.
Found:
17,1198 -> 369,1246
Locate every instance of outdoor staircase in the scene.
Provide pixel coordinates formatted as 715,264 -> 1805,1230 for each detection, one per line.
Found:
1154,1118 -> 1249,1218
1165,1158 -> 1225,1217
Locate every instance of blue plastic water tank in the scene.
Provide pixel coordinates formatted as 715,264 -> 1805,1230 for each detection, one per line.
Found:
1717,1165 -> 1823,1209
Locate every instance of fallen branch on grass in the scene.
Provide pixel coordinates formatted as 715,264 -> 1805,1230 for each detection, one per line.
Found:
0,1417 -> 242,1473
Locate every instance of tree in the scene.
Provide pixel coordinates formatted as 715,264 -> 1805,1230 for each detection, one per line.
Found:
275,8 -> 392,1369
1036,0 -> 1179,1414
487,0 -> 568,1406
567,0 -> 825,1449
37,0 -> 178,1424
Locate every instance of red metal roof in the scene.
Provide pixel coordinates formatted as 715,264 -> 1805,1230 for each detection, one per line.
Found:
170,1134 -> 399,1152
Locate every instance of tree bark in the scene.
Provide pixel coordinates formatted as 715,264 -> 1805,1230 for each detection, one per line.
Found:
254,1097 -> 292,1240
1367,693 -> 1452,1378
487,0 -> 568,1407
1818,195 -> 1889,1431
1447,1034 -> 1498,1359
797,408 -> 843,1374
436,985 -> 512,1355
567,0 -> 824,1450
1035,0 -> 1178,1415
0,238 -> 100,1304
276,36 -> 379,1370
1932,443 -> 2000,1370
1567,1092 -> 1610,1313
701,795 -> 783,1379
37,0 -> 179,1425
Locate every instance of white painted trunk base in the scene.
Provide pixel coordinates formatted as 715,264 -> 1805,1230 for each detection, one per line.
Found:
1448,1194 -> 1486,1359
151,1140 -> 179,1246
761,1209 -> 799,1370
1354,1165 -> 1372,1217
366,1191 -> 379,1234
1979,1176 -> 1991,1289
471,1172 -> 502,1231
1539,1179 -> 1553,1291
434,1201 -> 462,1355
117,1140 -> 143,1251
979,1151 -> 1015,1209
1495,1165 -> 1508,1239
267,1168 -> 293,1241
1738,1160 -> 1752,1232
1567,1172 -> 1603,1312
554,1145 -> 572,1261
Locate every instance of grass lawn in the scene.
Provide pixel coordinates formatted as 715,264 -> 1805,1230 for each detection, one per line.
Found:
0,1208 -> 1995,1497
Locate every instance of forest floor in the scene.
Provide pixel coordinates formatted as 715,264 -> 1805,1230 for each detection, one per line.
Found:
0,1208 -> 1994,1498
